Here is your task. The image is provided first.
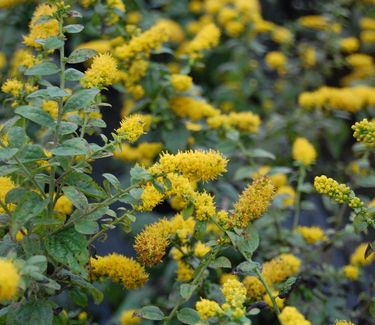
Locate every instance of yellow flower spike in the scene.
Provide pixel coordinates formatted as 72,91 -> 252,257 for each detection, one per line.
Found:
134,219 -> 171,266
292,137 -> 317,166
55,195 -> 73,215
193,191 -> 216,221
0,176 -> 16,213
340,37 -> 360,53
90,253 -> 148,289
170,96 -> 220,121
116,114 -> 148,143
296,226 -> 327,244
194,241 -> 211,257
170,74 -> 193,92
222,278 -> 247,308
136,182 -> 165,212
243,275 -> 266,300
233,176 -> 275,228
262,254 -> 301,285
0,259 -> 20,302
342,265 -> 359,280
278,306 -> 311,325
352,118 -> 375,147
265,51 -> 287,74
350,243 -> 375,266
176,261 -> 194,282
195,299 -> 222,320
120,309 -> 141,325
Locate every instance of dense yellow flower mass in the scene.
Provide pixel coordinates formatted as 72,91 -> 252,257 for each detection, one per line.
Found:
233,177 -> 275,228
222,278 -> 247,308
352,118 -> 375,147
106,0 -> 125,25
155,149 -> 228,182
116,114 -> 148,143
196,299 -> 222,320
170,74 -> 193,92
314,175 -> 364,209
243,275 -> 265,300
262,253 -> 301,285
0,259 -> 19,301
120,309 -> 141,325
350,243 -> 375,266
90,253 -> 148,289
340,37 -> 359,53
136,182 -> 165,211
169,213 -> 195,242
194,191 -> 216,220
0,176 -> 16,213
296,226 -> 327,244
134,219 -> 171,266
81,53 -> 119,88
207,112 -> 261,132
292,137 -> 317,166
343,265 -> 359,280
265,51 -> 287,74
170,96 -> 220,120
176,260 -> 194,282
23,4 -> 59,48
180,23 -> 221,58
114,142 -> 163,166
55,195 -> 73,215
279,306 -> 311,325
1,79 -> 23,97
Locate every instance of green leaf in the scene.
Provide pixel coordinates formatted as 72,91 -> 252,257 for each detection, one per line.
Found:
162,124 -> 189,153
62,186 -> 88,209
64,172 -> 106,199
68,272 -> 103,303
130,165 -> 152,184
45,227 -> 89,274
138,306 -> 165,321
70,288 -> 88,307
60,121 -> 78,135
0,165 -> 19,176
25,62 -> 59,76
46,86 -> 69,98
67,48 -> 97,64
248,148 -> 275,160
63,88 -> 100,112
102,173 -> 120,188
74,219 -> 98,234
234,166 -> 253,181
177,308 -> 200,325
12,191 -> 47,234
210,256 -> 231,269
8,126 -> 28,147
64,24 -> 84,33
51,138 -> 88,156
43,36 -> 64,50
64,68 -> 84,81
15,105 -> 54,127
11,300 -> 53,325
0,148 -> 18,161
180,283 -> 196,300
234,261 -> 259,275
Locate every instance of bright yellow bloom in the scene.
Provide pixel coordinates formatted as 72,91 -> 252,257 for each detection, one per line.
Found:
0,176 -> 16,213
194,241 -> 211,257
301,46 -> 316,68
180,23 -> 221,58
279,306 -> 311,325
298,15 -> 329,30
55,195 -> 73,215
222,278 -> 247,308
264,290 -> 284,309
170,96 -> 220,120
15,229 -> 28,241
1,79 -> 23,97
9,49 -> 37,76
292,137 -> 317,166
194,192 -> 216,220
169,213 -> 195,243
176,261 -> 194,282
0,259 -> 19,301
220,273 -> 238,285
114,142 -> 163,166
296,226 -> 327,244
120,309 -> 141,325
207,112 -> 261,133
90,253 -> 148,289
116,114 -> 148,143
136,182 -> 165,211
361,30 -> 375,43
343,265 -> 359,280
196,299 -> 222,320
243,275 -> 265,300
340,37 -> 359,53
81,53 -> 119,88
350,243 -> 375,266
155,150 -> 228,182
276,185 -> 296,207
134,219 -> 171,266
171,74 -> 193,92
262,254 -> 301,285
23,4 -> 59,48
42,100 -> 58,119
233,177 -> 275,228
314,175 -> 364,209
106,0 -> 126,25
352,118 -> 375,147
265,51 -> 287,74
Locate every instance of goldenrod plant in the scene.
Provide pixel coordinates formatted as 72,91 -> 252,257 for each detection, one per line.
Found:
0,0 -> 374,324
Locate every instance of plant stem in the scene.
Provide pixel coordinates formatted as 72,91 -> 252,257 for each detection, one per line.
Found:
254,267 -> 280,315
293,164 -> 306,229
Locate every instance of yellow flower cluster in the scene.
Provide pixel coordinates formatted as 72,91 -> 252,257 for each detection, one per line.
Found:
134,219 -> 172,266
350,243 -> 375,266
114,142 -> 163,166
0,176 -> 16,213
207,112 -> 261,133
194,191 -> 216,220
136,182 -> 165,211
120,309 -> 141,325
340,37 -> 360,53
106,0 -> 126,25
298,86 -> 375,113
9,49 -> 37,77
342,265 -> 360,280
170,96 -> 220,121
314,175 -> 364,209
0,259 -> 19,301
352,118 -> 375,147
292,137 -> 317,166
195,299 -> 222,320
90,253 -> 148,289
170,74 -> 193,92
114,22 -> 170,61
81,53 -> 119,88
23,4 -> 59,48
233,176 -> 275,228
55,195 -> 73,216
296,226 -> 327,244
262,253 -> 301,285
243,275 -> 265,300
278,306 -> 311,325
222,278 -> 247,309
169,213 -> 195,243
194,241 -> 211,257
1,78 -> 37,97
176,261 -> 194,282
116,114 -> 148,143
180,23 -> 221,58
155,149 -> 228,182
300,46 -> 316,68
265,51 -> 287,74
